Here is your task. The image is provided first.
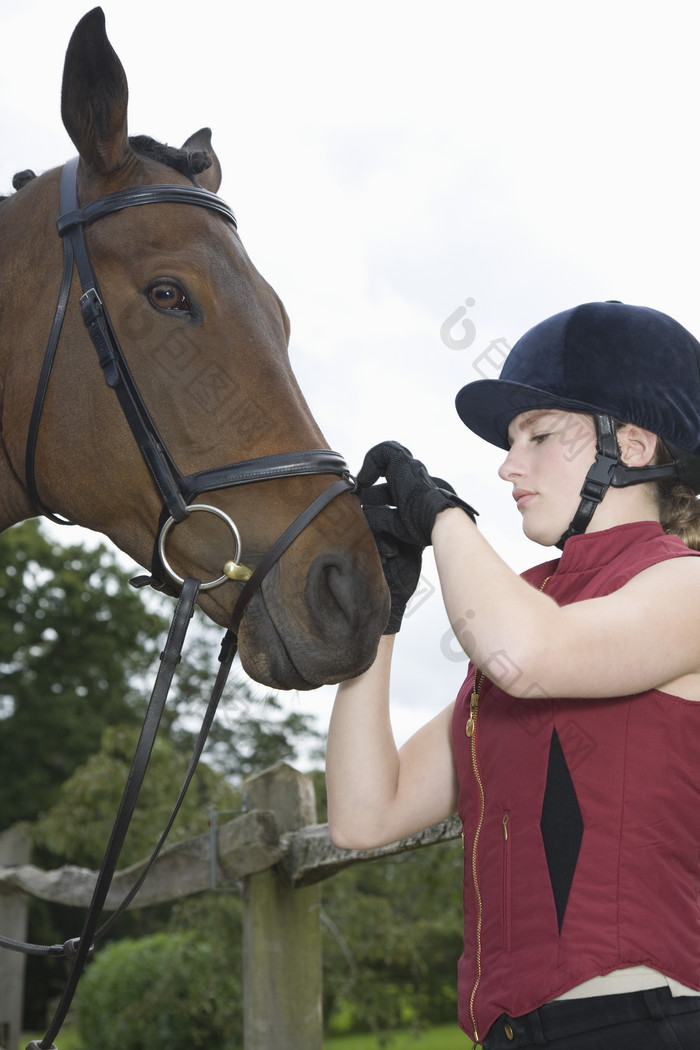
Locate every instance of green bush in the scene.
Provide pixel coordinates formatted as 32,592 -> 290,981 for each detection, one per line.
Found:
75,929 -> 242,1049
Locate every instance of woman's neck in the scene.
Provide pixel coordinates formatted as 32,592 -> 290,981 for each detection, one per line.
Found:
583,483 -> 660,535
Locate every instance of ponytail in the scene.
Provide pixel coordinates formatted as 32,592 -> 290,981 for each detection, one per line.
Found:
653,438 -> 700,551
656,480 -> 700,551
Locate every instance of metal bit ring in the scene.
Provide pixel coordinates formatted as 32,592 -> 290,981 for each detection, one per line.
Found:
158,504 -> 246,591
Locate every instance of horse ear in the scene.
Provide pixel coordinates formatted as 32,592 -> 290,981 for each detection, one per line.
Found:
182,128 -> 223,193
61,7 -> 131,174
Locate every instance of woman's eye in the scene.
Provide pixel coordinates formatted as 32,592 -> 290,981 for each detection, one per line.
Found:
148,282 -> 190,312
532,432 -> 551,444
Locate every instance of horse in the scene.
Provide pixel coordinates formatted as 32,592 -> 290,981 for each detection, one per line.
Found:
0,7 -> 389,693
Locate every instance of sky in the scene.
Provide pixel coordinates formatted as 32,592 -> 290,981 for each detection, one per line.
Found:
2,0 -> 699,754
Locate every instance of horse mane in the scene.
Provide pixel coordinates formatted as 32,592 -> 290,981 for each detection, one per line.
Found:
0,170 -> 37,203
0,136 -> 212,203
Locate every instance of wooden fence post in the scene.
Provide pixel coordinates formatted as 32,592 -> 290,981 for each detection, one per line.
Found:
0,827 -> 31,1050
242,763 -> 322,1050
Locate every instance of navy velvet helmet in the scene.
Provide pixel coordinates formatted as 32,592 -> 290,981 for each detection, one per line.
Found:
455,301 -> 700,546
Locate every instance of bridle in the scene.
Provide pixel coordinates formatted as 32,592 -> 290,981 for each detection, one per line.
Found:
6,157 -> 357,1049
25,156 -> 355,618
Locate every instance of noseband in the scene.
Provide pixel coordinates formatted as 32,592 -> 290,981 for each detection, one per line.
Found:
11,158 -> 357,1049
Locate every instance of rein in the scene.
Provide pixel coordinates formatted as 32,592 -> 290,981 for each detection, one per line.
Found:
7,158 -> 357,1049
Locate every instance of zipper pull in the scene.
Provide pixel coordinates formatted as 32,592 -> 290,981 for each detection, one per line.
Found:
466,689 -> 479,737
502,812 -> 510,841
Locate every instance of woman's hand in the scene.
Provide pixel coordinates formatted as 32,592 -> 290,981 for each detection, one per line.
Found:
357,441 -> 478,547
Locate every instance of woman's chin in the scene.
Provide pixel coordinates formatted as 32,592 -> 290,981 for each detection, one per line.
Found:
522,516 -> 567,549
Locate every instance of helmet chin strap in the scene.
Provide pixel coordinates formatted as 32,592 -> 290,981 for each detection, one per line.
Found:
556,414 -> 679,549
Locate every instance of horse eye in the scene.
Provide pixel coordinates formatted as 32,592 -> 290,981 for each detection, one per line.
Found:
148,282 -> 190,312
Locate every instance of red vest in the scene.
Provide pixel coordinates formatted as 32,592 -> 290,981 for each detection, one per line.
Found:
451,521 -> 700,1044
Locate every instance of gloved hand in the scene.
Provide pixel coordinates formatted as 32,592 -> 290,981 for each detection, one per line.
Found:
357,441 -> 477,548
364,505 -> 422,633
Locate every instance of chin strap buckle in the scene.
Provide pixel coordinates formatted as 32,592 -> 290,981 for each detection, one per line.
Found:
557,414 -> 621,549
578,450 -> 619,504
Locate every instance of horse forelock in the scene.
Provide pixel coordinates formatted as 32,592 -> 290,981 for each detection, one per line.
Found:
129,135 -> 212,182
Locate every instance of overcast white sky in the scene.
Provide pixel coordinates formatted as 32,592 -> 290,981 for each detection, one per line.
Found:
2,1 -> 699,752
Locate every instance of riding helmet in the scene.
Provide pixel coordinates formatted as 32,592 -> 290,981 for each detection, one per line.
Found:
455,301 -> 700,545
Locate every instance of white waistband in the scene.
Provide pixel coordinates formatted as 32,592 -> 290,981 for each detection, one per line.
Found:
555,966 -> 700,1001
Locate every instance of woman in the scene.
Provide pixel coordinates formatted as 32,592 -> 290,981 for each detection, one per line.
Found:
326,301 -> 700,1049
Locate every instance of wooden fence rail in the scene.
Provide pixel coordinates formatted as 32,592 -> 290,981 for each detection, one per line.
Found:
0,763 -> 461,1050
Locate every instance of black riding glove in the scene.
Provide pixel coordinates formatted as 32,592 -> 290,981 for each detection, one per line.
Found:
357,441 -> 477,548
364,505 -> 423,634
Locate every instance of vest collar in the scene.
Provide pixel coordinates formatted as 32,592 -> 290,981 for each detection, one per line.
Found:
555,520 -> 666,576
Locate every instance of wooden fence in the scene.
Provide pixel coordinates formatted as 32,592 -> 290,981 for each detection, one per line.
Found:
0,763 -> 461,1050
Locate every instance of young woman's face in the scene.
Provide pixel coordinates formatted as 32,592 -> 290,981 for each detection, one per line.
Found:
498,409 -> 598,546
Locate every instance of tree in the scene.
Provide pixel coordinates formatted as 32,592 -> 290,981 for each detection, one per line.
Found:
1,519 -> 328,1029
31,684 -> 324,868
32,724 -> 241,868
321,842 -> 465,1037
0,520 -> 167,826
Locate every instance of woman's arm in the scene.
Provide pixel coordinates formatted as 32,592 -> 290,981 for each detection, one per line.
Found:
432,507 -> 700,699
326,635 -> 459,850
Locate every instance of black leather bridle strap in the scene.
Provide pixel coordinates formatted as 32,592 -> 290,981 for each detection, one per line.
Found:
57,182 -> 237,234
94,631 -> 237,941
29,477 -> 353,1045
21,483 -> 354,1047
25,157 -> 355,562
29,576 -> 204,1050
24,158 -> 187,522
27,158 -> 242,525
231,475 -> 354,633
24,189 -> 77,525
60,159 -> 191,521
14,156 -> 360,1050
130,452 -> 354,595
181,449 -> 351,501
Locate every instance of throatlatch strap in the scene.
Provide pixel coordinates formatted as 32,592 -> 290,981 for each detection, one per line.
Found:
23,164 -> 79,525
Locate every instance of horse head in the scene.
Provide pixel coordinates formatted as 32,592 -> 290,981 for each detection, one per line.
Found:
0,7 -> 390,690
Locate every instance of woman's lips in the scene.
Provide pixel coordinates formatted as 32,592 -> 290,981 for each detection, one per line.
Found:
513,489 -> 536,511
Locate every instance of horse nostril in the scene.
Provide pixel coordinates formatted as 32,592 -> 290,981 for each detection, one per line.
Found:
306,552 -> 366,632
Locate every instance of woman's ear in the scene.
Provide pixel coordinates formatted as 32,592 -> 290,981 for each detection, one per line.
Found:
617,423 -> 658,468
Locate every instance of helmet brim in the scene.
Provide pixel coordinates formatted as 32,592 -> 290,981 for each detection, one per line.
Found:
455,379 -> 605,451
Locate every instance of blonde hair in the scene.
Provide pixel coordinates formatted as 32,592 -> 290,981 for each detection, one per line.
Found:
654,441 -> 700,551
611,419 -> 700,550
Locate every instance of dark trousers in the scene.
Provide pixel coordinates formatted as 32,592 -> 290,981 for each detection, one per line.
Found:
482,986 -> 700,1049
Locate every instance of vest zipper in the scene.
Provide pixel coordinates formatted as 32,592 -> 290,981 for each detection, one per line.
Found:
502,811 -> 511,951
466,670 -> 485,1044
466,574 -> 548,1042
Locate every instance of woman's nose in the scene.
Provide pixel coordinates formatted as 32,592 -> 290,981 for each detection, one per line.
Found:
498,445 -> 523,482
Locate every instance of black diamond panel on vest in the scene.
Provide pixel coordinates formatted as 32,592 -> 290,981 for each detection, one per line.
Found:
539,727 -> 584,933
